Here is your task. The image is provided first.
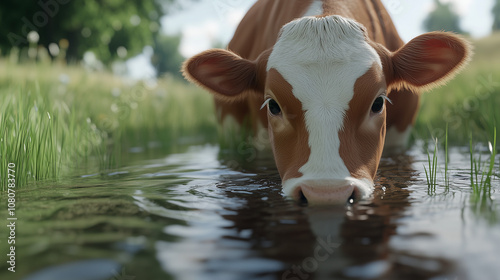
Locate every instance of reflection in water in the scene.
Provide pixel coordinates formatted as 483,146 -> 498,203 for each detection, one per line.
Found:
274,154 -> 416,280
2,145 -> 499,280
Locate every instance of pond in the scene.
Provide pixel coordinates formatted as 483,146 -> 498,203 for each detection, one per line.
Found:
1,142 -> 500,280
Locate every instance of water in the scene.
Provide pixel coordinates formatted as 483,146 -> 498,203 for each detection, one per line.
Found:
1,143 -> 500,280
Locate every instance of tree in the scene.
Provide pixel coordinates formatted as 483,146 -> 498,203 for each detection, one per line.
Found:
151,33 -> 184,77
493,0 -> 500,31
423,0 -> 465,34
0,0 -> 174,64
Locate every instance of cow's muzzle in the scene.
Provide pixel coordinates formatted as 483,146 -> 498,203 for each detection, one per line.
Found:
287,179 -> 371,206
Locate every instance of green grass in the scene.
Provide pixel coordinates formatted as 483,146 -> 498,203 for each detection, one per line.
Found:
444,123 -> 449,188
423,124 -> 451,195
424,138 -> 439,195
0,57 -> 217,190
470,127 -> 497,200
1,86 -> 62,188
423,125 -> 498,224
468,127 -> 498,223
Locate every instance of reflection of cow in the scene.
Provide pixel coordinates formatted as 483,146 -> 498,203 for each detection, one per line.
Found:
183,0 -> 471,205
215,154 -> 443,279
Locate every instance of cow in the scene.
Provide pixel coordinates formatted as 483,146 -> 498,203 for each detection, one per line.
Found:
182,0 -> 471,205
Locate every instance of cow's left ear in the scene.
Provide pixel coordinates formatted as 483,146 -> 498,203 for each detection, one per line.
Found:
389,32 -> 472,90
182,49 -> 269,100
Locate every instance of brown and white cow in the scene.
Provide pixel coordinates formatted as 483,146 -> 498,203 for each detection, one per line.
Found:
182,0 -> 471,205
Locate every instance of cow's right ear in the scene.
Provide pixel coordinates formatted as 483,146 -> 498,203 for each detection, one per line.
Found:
387,32 -> 472,91
182,49 -> 263,99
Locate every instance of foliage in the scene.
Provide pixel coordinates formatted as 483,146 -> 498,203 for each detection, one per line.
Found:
0,0 -> 170,63
493,0 -> 500,31
151,33 -> 184,77
423,0 -> 465,34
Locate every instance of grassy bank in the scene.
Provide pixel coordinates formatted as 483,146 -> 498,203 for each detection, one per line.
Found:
0,58 -> 216,190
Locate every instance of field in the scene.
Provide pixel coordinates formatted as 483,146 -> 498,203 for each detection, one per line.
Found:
1,33 -> 499,190
0,56 -> 216,190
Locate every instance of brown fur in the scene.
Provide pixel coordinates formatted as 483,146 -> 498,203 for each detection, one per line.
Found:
183,0 -> 438,133
339,64 -> 386,180
266,69 -> 310,182
182,0 -> 472,197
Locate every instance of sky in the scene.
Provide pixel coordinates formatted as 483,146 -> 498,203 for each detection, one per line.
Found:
127,0 -> 495,78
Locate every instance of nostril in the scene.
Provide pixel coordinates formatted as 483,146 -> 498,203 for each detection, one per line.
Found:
347,189 -> 358,204
292,184 -> 358,205
295,188 -> 308,206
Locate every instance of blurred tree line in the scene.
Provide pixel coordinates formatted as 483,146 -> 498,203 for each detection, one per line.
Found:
494,0 -> 500,31
151,34 -> 184,77
0,0 -> 185,77
425,0 -> 500,34
3,0 -> 500,78
423,0 -> 465,34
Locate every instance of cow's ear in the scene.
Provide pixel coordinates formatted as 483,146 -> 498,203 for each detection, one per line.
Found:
390,32 -> 472,90
182,49 -> 261,98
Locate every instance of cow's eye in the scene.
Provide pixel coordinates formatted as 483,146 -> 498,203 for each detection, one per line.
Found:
268,99 -> 281,115
371,96 -> 385,114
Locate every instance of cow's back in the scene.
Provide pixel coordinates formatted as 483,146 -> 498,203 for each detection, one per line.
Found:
229,0 -> 404,60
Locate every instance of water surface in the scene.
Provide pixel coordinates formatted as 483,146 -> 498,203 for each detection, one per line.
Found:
1,143 -> 499,280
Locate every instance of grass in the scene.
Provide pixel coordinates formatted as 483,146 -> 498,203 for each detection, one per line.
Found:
2,33 -> 500,191
1,87 -> 62,188
424,124 -> 452,194
470,127 -> 497,201
468,127 -> 498,223
424,138 -> 439,195
0,56 -> 217,190
445,123 -> 449,187
424,124 -> 498,222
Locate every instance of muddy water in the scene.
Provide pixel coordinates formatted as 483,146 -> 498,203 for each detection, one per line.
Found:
1,143 -> 499,280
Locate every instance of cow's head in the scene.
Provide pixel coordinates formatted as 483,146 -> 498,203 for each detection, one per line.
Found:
183,16 -> 471,205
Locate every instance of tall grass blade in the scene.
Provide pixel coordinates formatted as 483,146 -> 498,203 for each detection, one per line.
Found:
445,123 -> 449,189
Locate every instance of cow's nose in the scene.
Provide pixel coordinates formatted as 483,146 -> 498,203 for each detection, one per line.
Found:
293,183 -> 357,206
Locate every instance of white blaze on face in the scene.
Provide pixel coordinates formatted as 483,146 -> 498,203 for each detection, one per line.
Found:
267,16 -> 382,198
